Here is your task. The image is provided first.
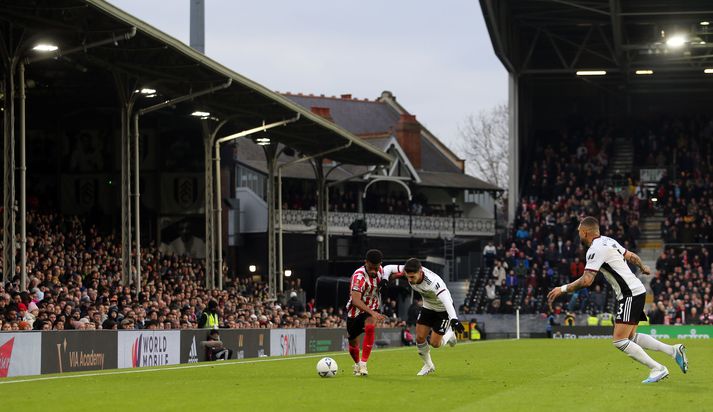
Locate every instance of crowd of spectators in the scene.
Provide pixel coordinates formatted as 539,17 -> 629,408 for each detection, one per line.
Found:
657,174 -> 713,244
465,123 -> 641,315
0,211 -> 405,332
633,116 -> 713,173
647,246 -> 713,325
634,116 -> 713,243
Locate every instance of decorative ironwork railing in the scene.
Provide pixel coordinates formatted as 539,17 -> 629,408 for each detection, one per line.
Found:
281,209 -> 494,238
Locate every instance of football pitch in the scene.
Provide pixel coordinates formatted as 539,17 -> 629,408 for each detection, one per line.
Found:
1,339 -> 711,411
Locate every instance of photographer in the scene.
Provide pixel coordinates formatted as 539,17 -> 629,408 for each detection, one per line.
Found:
204,329 -> 233,361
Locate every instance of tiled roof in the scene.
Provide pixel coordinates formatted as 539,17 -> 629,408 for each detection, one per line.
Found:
284,94 -> 400,136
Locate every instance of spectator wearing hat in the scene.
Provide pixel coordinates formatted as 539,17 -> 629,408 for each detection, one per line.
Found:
120,318 -> 135,330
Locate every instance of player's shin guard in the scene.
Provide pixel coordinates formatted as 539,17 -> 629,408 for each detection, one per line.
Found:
349,343 -> 360,364
361,324 -> 375,362
632,333 -> 675,357
613,339 -> 662,370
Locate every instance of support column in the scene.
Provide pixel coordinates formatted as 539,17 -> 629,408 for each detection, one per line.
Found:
204,128 -> 215,290
2,59 -> 16,285
314,159 -> 327,261
131,112 -> 141,290
120,102 -> 133,286
18,62 -> 26,291
507,73 -> 519,224
264,146 -> 278,299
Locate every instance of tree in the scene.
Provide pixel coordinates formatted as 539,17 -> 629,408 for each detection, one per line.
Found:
458,104 -> 509,192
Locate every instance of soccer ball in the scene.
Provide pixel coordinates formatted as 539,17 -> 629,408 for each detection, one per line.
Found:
316,357 -> 338,378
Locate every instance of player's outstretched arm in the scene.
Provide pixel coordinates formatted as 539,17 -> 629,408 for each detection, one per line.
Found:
547,269 -> 596,304
436,287 -> 462,330
623,251 -> 651,275
381,264 -> 404,280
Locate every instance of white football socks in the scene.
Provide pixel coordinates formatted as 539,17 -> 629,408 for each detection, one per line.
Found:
632,333 -> 676,357
613,339 -> 662,370
417,341 -> 432,366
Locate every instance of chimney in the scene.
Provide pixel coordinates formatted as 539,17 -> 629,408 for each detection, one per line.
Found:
189,0 -> 205,53
310,106 -> 333,122
340,94 -> 352,99
395,114 -> 421,169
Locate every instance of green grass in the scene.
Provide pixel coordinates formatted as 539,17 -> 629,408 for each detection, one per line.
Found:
1,339 -> 711,411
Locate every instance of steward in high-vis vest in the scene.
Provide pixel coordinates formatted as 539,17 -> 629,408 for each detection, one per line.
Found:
599,313 -> 614,326
199,299 -> 220,329
469,321 -> 482,340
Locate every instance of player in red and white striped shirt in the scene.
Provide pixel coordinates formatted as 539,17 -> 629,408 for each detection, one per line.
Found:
345,249 -> 392,376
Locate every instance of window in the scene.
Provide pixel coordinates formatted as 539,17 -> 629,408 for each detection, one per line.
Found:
236,165 -> 266,199
464,190 -> 484,204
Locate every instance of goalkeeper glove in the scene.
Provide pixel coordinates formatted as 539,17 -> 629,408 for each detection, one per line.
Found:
450,318 -> 465,334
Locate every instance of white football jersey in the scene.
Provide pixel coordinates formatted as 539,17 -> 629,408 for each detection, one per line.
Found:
383,265 -> 453,314
584,236 -> 645,300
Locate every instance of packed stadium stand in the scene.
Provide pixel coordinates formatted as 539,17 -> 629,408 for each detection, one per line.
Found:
462,117 -> 713,326
0,210 -> 407,332
462,123 -> 638,316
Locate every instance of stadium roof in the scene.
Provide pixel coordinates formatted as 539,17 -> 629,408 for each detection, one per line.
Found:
481,0 -> 713,90
0,0 -> 391,166
285,93 -> 467,175
235,93 -> 504,192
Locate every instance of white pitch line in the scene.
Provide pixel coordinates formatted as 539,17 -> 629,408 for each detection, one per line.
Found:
0,345 -> 408,385
0,339 -> 507,385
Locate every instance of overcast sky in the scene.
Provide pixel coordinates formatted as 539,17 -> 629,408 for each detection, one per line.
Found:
107,0 -> 507,152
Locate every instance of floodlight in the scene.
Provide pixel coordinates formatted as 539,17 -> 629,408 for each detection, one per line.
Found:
666,35 -> 686,48
576,70 -> 606,76
191,111 -> 210,118
256,136 -> 271,145
32,44 -> 58,52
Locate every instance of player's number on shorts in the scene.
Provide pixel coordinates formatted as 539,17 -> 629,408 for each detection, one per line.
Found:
440,319 -> 448,331
617,303 -> 624,317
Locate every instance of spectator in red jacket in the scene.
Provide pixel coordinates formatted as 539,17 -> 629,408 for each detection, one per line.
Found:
570,257 -> 585,279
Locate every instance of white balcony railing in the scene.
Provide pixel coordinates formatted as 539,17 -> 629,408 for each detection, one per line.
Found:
281,209 -> 494,238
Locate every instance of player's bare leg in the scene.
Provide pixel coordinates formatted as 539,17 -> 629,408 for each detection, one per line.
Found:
613,323 -> 668,383
429,330 -> 444,348
415,324 -> 435,376
630,328 -> 688,374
